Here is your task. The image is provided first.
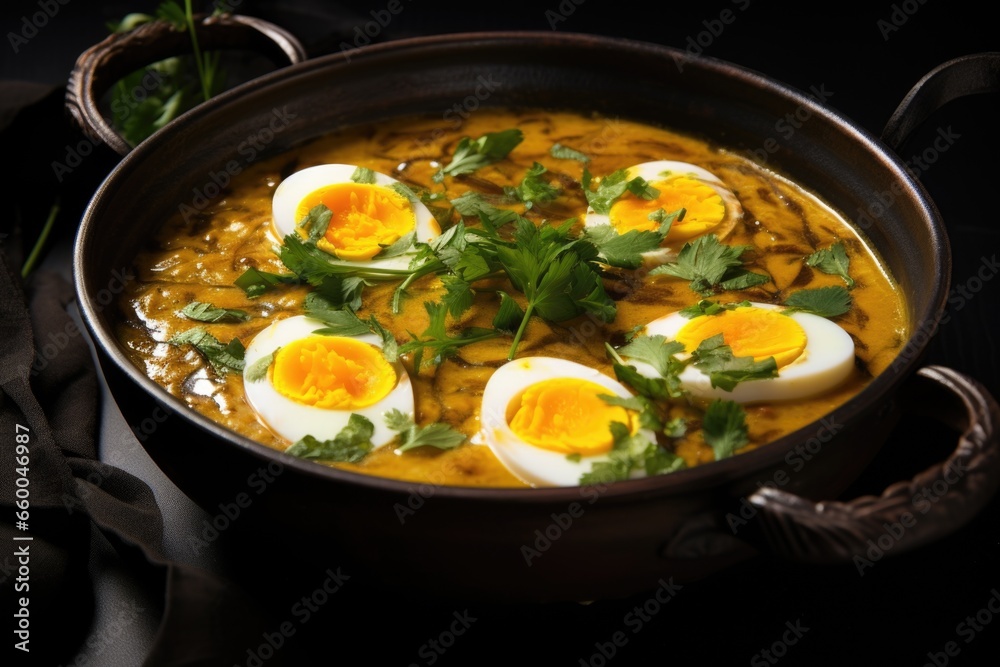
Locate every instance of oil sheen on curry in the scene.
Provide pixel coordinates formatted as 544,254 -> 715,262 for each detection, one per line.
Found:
116,109 -> 907,489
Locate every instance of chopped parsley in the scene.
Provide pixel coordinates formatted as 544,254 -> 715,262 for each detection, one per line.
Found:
582,168 -> 660,215
350,166 -> 377,184
285,414 -> 374,462
690,334 -> 779,392
505,162 -> 561,209
701,399 -> 749,460
233,267 -> 297,298
384,409 -> 467,452
180,301 -> 250,323
436,129 -> 524,181
806,241 -> 855,288
783,285 -> 852,318
399,301 -> 499,369
298,203 -> 332,243
168,327 -> 245,374
649,234 -> 770,296
549,142 -> 591,164
579,422 -> 685,485
245,349 -> 278,382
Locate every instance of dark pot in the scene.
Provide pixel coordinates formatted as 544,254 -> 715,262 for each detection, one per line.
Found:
70,26 -> 1000,602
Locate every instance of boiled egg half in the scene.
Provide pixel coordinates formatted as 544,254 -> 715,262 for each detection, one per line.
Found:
584,160 -> 742,266
627,302 -> 854,403
271,164 -> 440,269
243,315 -> 413,447
480,357 -> 657,487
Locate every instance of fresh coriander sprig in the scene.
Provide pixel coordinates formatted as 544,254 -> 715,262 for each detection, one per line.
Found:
168,327 -> 245,374
384,409 -> 466,452
649,234 -> 770,295
806,241 -> 855,288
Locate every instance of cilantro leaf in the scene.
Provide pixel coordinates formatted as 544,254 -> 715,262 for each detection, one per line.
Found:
678,299 -> 751,318
616,335 -> 685,378
439,129 -> 524,179
583,168 -> 659,215
581,225 -> 665,270
234,267 -> 297,298
169,327 -> 245,374
451,191 -> 505,218
180,301 -> 250,323
350,166 -> 376,184
245,348 -> 278,382
298,203 -> 333,243
783,285 -> 852,318
308,274 -> 367,314
599,393 -> 665,432
690,334 -> 779,391
399,301 -> 498,368
806,241 -> 855,288
285,413 -> 374,462
506,162 -> 560,210
702,399 -> 749,460
384,409 -> 466,452
374,231 -> 416,259
649,234 -> 770,296
440,274 -> 475,318
309,310 -> 372,337
549,142 -> 591,164
612,363 -> 684,401
367,314 -> 399,362
492,291 -> 526,333
579,421 -> 684,484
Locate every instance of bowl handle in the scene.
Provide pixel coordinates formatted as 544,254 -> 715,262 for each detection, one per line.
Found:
66,13 -> 307,157
744,366 -> 1000,564
881,52 -> 1000,150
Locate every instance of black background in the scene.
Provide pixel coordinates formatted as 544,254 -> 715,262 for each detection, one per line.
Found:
2,1 -> 999,665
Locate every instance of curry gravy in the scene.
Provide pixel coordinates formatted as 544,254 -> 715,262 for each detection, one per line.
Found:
115,109 -> 907,488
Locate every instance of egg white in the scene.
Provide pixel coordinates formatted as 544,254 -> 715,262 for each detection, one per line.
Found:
583,159 -> 743,267
480,357 -> 658,487
628,302 -> 855,403
270,163 -> 439,270
243,315 -> 413,447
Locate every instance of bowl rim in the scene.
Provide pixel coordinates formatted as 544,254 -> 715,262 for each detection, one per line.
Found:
73,30 -> 951,502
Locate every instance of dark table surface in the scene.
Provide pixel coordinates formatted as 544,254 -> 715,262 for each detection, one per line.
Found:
3,1 -> 1000,665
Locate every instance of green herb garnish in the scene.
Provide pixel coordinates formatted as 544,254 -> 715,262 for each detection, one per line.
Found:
649,234 -> 770,296
701,399 -> 749,460
690,334 -> 779,391
783,285 -> 852,318
180,301 -> 250,323
285,414 -> 374,462
399,302 -> 499,369
234,267 -> 298,298
549,143 -> 591,164
506,162 -> 561,210
384,409 -> 466,452
168,327 -> 245,374
806,241 -> 855,288
579,422 -> 684,484
298,204 -> 333,243
582,168 -> 660,215
245,349 -> 278,382
350,166 -> 377,184
436,129 -> 524,181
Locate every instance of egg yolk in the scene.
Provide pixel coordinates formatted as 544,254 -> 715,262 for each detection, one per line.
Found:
270,335 -> 396,409
610,175 -> 725,243
507,378 -> 632,455
675,307 -> 807,368
297,183 -> 415,261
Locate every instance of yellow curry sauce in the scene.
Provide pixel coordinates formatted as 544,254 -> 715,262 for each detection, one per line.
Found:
114,109 -> 907,488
